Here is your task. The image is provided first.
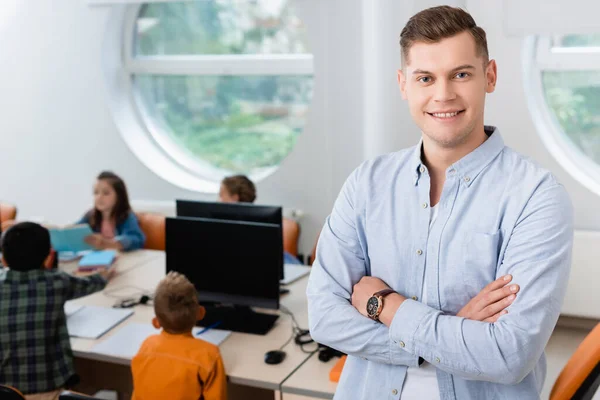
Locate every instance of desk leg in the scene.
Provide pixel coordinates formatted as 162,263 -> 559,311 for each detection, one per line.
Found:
74,357 -> 133,399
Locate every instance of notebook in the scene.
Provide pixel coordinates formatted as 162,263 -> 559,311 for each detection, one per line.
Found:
65,304 -> 133,339
90,323 -> 231,359
78,250 -> 117,271
49,224 -> 94,253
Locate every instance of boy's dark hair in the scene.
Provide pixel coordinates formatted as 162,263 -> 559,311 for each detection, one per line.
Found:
1,222 -> 51,271
89,171 -> 133,230
400,6 -> 489,66
221,175 -> 257,203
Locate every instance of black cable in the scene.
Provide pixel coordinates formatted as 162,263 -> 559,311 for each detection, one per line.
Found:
103,285 -> 154,308
278,305 -> 316,352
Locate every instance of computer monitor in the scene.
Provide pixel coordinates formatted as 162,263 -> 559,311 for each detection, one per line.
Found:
175,200 -> 284,278
176,199 -> 282,225
166,217 -> 281,335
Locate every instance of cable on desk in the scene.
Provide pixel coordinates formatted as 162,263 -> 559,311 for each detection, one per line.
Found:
278,305 -> 320,354
103,285 -> 154,308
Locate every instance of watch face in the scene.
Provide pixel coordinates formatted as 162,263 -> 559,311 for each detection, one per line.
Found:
366,296 -> 379,317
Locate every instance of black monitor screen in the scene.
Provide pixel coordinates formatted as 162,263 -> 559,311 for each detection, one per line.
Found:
176,200 -> 284,279
165,217 -> 281,310
176,200 -> 282,226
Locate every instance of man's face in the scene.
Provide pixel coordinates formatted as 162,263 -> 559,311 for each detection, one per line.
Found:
398,31 -> 497,149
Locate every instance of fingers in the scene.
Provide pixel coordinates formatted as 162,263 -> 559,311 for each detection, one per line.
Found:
480,283 -> 520,307
481,293 -> 516,319
483,309 -> 508,323
483,275 -> 512,293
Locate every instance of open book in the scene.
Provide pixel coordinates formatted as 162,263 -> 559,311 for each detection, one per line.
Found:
49,224 -> 94,253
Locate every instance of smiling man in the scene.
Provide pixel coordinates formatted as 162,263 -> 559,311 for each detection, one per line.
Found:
307,6 -> 573,400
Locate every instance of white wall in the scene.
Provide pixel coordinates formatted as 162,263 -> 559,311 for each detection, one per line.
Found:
467,0 -> 600,229
362,0 -> 600,230
0,0 -> 366,255
1,0 -> 599,254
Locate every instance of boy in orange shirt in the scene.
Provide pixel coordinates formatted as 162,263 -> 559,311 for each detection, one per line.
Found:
131,272 -> 227,400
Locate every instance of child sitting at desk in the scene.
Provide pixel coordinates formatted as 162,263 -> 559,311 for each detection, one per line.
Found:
77,171 -> 145,251
220,174 -> 302,265
131,271 -> 227,400
0,222 -> 112,399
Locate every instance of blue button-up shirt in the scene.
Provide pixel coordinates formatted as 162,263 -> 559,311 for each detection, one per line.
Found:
307,127 -> 573,400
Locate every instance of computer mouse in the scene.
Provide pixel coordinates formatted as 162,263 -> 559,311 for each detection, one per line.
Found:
264,350 -> 286,365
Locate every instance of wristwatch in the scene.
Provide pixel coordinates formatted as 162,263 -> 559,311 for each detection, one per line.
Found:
366,289 -> 396,321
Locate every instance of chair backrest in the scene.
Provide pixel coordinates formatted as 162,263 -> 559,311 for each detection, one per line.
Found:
551,323 -> 600,400
136,212 -> 166,251
59,391 -> 102,399
283,217 -> 300,257
0,203 -> 17,224
0,385 -> 25,400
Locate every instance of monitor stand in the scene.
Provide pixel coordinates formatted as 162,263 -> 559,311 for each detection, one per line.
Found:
198,304 -> 279,335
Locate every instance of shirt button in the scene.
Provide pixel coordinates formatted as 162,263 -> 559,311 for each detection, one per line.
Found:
416,249 -> 423,255
435,357 -> 441,363
411,296 -> 418,301
392,389 -> 398,395
419,166 -> 425,173
422,203 -> 428,209
399,341 -> 405,348
464,176 -> 471,182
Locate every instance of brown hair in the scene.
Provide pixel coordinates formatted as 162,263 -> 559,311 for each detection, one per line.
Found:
154,271 -> 199,334
88,171 -> 132,230
400,6 -> 488,66
221,175 -> 256,203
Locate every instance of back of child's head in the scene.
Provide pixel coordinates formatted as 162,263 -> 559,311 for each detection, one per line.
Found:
154,271 -> 199,334
1,222 -> 51,272
221,175 -> 256,203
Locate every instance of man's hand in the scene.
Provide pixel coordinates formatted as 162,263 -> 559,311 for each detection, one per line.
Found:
351,276 -> 393,318
351,276 -> 405,326
457,275 -> 519,322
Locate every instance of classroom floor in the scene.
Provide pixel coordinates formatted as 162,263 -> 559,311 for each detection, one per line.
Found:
95,325 -> 599,400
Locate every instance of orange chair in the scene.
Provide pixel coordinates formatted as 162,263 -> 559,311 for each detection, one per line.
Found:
0,385 -> 25,400
135,212 -> 166,251
283,218 -> 300,258
550,323 -> 600,400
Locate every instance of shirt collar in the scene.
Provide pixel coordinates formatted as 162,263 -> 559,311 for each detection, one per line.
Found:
4,268 -> 48,282
412,126 -> 504,187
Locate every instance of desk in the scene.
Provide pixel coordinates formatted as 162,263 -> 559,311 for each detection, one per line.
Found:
65,250 -> 316,399
281,352 -> 337,399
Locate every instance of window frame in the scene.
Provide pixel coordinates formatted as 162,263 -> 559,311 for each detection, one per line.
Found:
116,2 -> 314,191
523,36 -> 600,197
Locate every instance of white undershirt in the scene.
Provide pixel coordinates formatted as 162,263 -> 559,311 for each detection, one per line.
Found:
400,204 -> 441,400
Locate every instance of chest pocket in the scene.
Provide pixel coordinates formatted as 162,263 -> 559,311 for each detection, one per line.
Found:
461,230 -> 501,295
